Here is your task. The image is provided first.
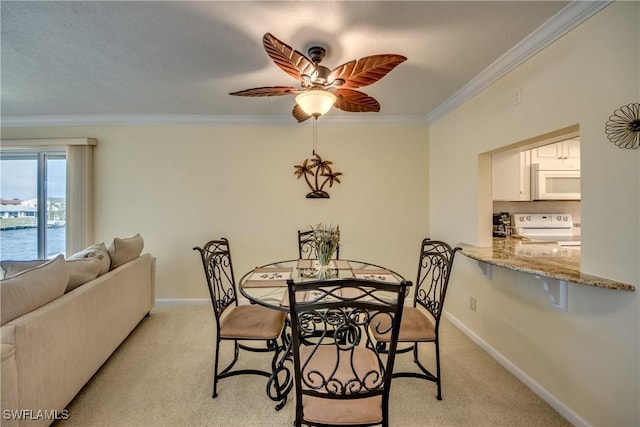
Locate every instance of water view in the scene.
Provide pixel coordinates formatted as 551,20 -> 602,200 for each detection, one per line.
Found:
1,153 -> 67,262
0,227 -> 66,260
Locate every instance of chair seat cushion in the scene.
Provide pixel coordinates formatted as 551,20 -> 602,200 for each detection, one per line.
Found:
299,345 -> 383,425
372,306 -> 436,342
303,395 -> 382,425
220,304 -> 285,340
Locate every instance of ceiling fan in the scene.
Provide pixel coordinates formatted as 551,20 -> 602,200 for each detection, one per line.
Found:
229,33 -> 407,122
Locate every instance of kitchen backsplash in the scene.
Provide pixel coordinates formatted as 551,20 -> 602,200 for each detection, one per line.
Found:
493,200 -> 581,227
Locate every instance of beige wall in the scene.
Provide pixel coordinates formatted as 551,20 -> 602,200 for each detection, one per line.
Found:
429,2 -> 639,426
0,125 -> 430,300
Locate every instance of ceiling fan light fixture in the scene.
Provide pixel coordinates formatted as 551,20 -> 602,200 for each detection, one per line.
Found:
295,89 -> 337,117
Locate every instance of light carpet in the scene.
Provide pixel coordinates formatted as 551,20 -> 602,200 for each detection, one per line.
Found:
54,303 -> 570,427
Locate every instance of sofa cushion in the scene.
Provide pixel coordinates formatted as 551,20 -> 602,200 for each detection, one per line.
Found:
0,260 -> 47,279
108,234 -> 144,270
65,257 -> 103,293
69,242 -> 111,276
0,255 -> 69,325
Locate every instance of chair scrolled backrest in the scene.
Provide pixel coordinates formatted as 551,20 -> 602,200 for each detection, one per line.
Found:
414,239 -> 461,324
297,229 -> 341,260
193,238 -> 237,321
287,278 -> 409,425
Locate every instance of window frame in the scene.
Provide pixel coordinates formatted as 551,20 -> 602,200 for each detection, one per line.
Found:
1,148 -> 67,258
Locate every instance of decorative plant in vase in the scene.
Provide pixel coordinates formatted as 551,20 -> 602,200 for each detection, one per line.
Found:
311,223 -> 340,279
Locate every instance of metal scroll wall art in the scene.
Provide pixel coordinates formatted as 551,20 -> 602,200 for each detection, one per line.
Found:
605,103 -> 640,149
294,152 -> 342,198
293,119 -> 342,198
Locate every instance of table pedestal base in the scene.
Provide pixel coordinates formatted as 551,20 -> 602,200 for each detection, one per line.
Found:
267,317 -> 294,410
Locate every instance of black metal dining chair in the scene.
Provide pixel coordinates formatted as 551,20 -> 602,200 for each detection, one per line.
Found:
193,238 -> 287,399
370,238 -> 460,400
287,277 -> 409,427
298,229 -> 341,259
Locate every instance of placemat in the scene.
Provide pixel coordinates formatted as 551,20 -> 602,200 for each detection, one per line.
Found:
243,267 -> 293,288
279,291 -> 308,308
296,259 -> 352,270
351,269 -> 400,283
280,288 -> 344,306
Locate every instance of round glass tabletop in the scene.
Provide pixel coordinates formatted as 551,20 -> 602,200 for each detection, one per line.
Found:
239,258 -> 407,311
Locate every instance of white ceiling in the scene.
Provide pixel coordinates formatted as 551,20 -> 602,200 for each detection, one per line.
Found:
1,1 -> 607,126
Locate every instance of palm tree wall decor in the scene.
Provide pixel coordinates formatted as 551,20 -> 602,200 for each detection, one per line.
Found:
293,153 -> 342,198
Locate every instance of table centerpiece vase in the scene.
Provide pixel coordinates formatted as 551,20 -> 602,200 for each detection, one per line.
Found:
313,223 -> 340,280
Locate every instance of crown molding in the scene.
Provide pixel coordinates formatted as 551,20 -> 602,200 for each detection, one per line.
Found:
0,115 -> 291,127
0,113 -> 428,128
426,0 -> 613,125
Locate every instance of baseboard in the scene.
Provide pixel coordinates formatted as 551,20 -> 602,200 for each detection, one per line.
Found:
154,298 -> 209,306
155,297 -> 254,306
443,310 -> 589,427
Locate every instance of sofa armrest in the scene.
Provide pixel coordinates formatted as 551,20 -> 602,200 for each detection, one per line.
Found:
1,336 -> 19,427
150,256 -> 157,310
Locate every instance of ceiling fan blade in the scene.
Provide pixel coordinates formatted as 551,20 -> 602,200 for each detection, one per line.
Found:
333,89 -> 380,112
329,54 -> 407,89
229,86 -> 298,97
292,104 -> 312,122
263,33 -> 315,81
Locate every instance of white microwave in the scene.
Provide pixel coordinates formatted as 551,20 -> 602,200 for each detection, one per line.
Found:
531,164 -> 581,200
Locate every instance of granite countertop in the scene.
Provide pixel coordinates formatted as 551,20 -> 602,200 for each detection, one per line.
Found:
458,238 -> 635,292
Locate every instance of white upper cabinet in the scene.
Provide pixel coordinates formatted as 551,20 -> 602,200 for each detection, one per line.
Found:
492,150 -> 531,201
531,138 -> 580,169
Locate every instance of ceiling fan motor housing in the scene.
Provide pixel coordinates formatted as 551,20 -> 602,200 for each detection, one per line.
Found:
308,46 -> 326,64
312,66 -> 331,85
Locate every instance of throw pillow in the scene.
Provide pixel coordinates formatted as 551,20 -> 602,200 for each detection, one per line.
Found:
68,242 -> 111,276
65,257 -> 103,293
0,260 -> 47,279
0,255 -> 69,326
108,234 -> 144,270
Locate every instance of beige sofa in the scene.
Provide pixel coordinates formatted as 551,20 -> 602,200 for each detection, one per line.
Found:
0,236 -> 156,427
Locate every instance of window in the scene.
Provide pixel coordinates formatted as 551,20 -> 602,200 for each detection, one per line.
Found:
0,138 -> 96,261
0,150 -> 66,260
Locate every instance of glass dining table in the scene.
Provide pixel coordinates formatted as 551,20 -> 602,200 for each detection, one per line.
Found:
238,258 -> 407,410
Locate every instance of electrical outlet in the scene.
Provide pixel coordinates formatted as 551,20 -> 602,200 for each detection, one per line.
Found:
514,88 -> 522,105
470,297 -> 477,312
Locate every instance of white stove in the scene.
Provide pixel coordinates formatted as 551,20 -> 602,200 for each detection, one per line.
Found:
512,213 -> 580,246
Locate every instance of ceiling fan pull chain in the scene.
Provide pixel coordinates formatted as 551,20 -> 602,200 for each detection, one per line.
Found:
313,118 -> 318,155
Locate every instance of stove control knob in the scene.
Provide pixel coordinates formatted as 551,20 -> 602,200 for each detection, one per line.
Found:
526,216 -> 531,221
556,215 -> 562,221
563,216 -> 568,222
